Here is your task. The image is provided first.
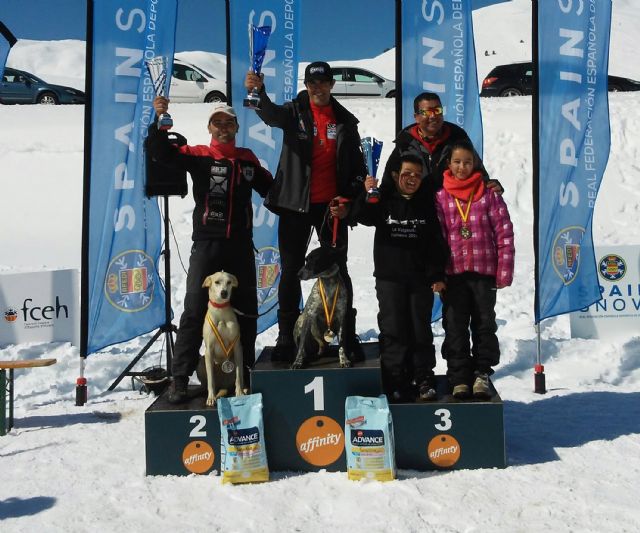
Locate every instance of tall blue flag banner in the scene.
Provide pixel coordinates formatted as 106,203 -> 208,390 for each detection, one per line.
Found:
230,0 -> 300,334
0,21 -> 17,82
401,0 -> 483,155
85,0 -> 177,354
536,0 -> 611,322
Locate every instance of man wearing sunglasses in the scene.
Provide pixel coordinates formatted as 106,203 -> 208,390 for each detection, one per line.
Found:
245,62 -> 367,364
380,92 -> 502,196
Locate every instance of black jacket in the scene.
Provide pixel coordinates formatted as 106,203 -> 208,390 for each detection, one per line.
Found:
380,121 -> 487,197
146,125 -> 272,241
350,185 -> 448,284
256,89 -> 367,215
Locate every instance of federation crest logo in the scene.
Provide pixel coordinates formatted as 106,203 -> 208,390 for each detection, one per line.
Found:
4,307 -> 18,323
598,254 -> 626,282
255,246 -> 280,307
551,226 -> 585,285
104,250 -> 156,312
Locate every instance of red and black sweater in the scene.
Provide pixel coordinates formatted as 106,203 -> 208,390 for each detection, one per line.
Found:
146,125 -> 273,241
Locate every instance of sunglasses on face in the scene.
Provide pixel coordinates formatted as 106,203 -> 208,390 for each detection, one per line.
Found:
415,106 -> 444,118
399,171 -> 423,180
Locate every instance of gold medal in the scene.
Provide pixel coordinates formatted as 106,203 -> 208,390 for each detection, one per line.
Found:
319,279 -> 340,344
221,360 -> 235,374
324,329 -> 335,343
454,188 -> 476,241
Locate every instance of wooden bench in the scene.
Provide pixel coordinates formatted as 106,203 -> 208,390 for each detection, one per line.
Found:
0,358 -> 57,436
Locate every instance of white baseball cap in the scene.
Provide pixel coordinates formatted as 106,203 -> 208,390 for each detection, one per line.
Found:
209,103 -> 237,120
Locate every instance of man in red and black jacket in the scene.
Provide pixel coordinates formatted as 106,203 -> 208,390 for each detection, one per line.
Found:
147,96 -> 273,403
380,92 -> 501,197
245,62 -> 367,363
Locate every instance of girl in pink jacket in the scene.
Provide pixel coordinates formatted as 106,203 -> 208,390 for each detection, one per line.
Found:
435,140 -> 515,400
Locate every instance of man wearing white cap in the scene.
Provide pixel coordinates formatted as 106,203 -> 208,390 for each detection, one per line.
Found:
148,96 -> 273,403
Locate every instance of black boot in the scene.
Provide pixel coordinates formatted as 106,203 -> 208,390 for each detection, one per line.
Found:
167,375 -> 189,404
271,310 -> 299,363
345,308 -> 365,363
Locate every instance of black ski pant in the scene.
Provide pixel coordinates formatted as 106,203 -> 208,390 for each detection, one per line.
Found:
277,203 -> 354,338
172,238 -> 257,386
441,273 -> 499,385
376,277 -> 436,394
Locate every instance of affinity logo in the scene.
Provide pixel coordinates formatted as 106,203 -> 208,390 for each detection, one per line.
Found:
427,434 -> 461,468
598,254 -> 626,282
4,307 -> 18,323
296,416 -> 344,467
182,440 -> 215,474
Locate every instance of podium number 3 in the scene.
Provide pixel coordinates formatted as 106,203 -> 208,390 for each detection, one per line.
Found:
434,408 -> 452,431
304,376 -> 325,411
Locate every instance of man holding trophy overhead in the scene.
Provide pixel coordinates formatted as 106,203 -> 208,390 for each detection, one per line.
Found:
245,61 -> 367,363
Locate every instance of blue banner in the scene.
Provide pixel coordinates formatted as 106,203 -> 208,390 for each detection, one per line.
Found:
86,0 -> 177,354
230,0 -> 300,334
0,21 -> 17,82
536,0 -> 611,323
401,0 -> 483,155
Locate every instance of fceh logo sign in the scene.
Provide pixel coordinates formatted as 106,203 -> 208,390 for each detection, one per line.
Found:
0,269 -> 79,346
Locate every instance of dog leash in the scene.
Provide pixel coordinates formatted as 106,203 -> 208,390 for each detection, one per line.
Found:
329,197 -> 350,247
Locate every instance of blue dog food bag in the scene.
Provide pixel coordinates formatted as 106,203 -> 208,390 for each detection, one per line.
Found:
217,393 -> 269,484
345,395 -> 396,481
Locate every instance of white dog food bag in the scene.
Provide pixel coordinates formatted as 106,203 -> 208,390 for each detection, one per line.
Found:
344,395 -> 396,481
217,393 -> 269,484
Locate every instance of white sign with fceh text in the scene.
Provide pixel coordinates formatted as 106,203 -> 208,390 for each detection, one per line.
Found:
0,269 -> 79,346
570,246 -> 640,340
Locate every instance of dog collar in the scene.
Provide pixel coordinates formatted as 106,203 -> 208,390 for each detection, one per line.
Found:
209,300 -> 231,309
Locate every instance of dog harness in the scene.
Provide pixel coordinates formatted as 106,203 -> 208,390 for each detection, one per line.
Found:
318,278 -> 340,342
205,312 -> 240,373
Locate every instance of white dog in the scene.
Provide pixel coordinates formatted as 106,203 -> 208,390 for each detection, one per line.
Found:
201,271 -> 244,406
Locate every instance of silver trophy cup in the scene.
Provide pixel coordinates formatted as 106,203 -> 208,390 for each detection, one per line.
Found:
146,56 -> 173,130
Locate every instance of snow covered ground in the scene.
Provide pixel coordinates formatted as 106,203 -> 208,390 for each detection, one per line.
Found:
1,1 -> 640,531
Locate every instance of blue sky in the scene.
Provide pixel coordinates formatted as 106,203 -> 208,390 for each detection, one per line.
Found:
1,0 -> 396,61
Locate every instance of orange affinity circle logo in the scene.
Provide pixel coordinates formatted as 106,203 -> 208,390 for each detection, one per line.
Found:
296,416 -> 344,466
427,434 -> 461,467
182,441 -> 215,474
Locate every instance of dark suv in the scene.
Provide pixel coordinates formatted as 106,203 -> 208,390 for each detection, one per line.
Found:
481,62 -> 640,97
0,67 -> 85,104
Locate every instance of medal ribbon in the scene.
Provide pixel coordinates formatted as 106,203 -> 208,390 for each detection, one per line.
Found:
454,187 -> 475,227
318,279 -> 340,331
206,313 -> 239,360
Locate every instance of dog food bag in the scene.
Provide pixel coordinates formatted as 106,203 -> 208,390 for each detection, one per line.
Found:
217,393 -> 269,484
344,395 -> 396,481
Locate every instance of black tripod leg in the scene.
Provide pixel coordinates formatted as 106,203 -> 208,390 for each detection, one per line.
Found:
108,329 -> 163,391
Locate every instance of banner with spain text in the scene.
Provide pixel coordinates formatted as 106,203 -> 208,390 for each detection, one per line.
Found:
230,0 -> 300,334
84,0 -> 177,354
401,0 -> 483,155
536,0 -> 611,322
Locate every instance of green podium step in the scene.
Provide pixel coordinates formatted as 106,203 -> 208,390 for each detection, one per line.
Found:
144,342 -> 506,475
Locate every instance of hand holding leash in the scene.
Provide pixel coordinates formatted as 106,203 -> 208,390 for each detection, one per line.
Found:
329,196 -> 350,247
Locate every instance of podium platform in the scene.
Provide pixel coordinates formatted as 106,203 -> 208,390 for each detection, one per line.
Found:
144,342 -> 506,475
251,342 -> 383,472
145,389 -> 221,476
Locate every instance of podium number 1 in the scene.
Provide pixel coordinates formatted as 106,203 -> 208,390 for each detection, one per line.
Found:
304,376 -> 325,411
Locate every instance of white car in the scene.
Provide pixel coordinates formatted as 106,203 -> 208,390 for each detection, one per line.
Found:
169,59 -> 227,103
297,66 -> 396,98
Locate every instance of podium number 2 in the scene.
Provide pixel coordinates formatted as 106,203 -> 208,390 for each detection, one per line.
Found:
189,415 -> 207,437
434,408 -> 452,431
304,376 -> 325,411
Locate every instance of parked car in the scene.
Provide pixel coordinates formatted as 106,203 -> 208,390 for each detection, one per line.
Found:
0,67 -> 85,104
169,58 -> 227,103
480,61 -> 640,97
298,66 -> 395,98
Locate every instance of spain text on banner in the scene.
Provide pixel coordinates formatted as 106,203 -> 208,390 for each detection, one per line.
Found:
536,0 -> 612,322
83,0 -> 178,354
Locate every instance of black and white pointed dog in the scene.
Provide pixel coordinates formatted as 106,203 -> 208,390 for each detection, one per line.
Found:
292,245 -> 350,369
